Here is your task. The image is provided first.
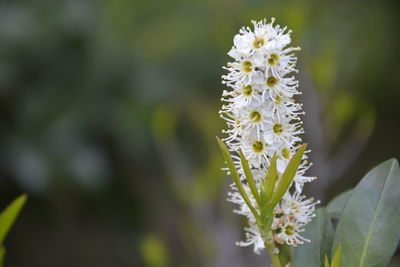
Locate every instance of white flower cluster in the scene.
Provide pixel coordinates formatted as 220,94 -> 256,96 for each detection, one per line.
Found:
220,18 -> 318,254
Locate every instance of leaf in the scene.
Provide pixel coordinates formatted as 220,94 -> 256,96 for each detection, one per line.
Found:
332,159 -> 400,267
0,194 -> 27,244
271,144 -> 307,207
331,245 -> 342,267
325,255 -> 330,267
239,149 -> 261,205
292,208 -> 334,267
264,153 -> 278,199
327,189 -> 353,219
216,137 -> 260,221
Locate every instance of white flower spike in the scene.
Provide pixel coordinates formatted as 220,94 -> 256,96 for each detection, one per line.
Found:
220,18 -> 318,254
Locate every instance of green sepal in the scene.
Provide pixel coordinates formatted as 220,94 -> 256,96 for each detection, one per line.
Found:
263,153 -> 278,200
239,149 -> 261,205
259,189 -> 273,234
258,153 -> 278,234
216,137 -> 260,222
271,144 -> 307,207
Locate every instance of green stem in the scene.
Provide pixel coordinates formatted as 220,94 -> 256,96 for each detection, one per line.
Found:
265,241 -> 282,267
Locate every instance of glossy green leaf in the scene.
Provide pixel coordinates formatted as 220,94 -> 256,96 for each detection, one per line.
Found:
331,245 -> 341,267
239,149 -> 261,205
264,153 -> 278,199
327,189 -> 353,219
271,144 -> 307,207
216,137 -> 260,221
332,159 -> 400,267
292,208 -> 334,267
0,194 -> 27,244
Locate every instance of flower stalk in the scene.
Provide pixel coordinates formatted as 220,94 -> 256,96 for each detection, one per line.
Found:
265,241 -> 282,267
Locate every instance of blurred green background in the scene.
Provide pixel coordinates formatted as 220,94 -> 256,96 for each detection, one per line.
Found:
0,0 -> 399,266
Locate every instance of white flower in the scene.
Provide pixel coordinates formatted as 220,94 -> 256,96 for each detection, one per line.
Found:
282,192 -> 319,224
274,217 -> 309,246
220,18 -> 317,253
236,223 -> 265,254
241,133 -> 271,168
239,104 -> 271,138
264,47 -> 300,77
262,74 -> 300,100
269,94 -> 304,120
221,82 -> 262,109
263,116 -> 303,147
222,56 -> 264,87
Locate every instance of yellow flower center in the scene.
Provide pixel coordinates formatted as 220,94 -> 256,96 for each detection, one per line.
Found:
250,111 -> 262,122
252,141 -> 264,153
242,85 -> 253,96
273,123 -> 284,134
268,53 -> 279,65
282,147 -> 291,159
267,76 -> 279,87
275,95 -> 281,105
253,37 -> 265,48
291,202 -> 300,213
242,61 -> 253,73
285,225 -> 296,236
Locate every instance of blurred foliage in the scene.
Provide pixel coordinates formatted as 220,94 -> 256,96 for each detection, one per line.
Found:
0,0 -> 399,266
139,234 -> 168,267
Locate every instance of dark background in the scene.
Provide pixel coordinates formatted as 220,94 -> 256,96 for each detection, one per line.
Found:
0,0 -> 399,266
